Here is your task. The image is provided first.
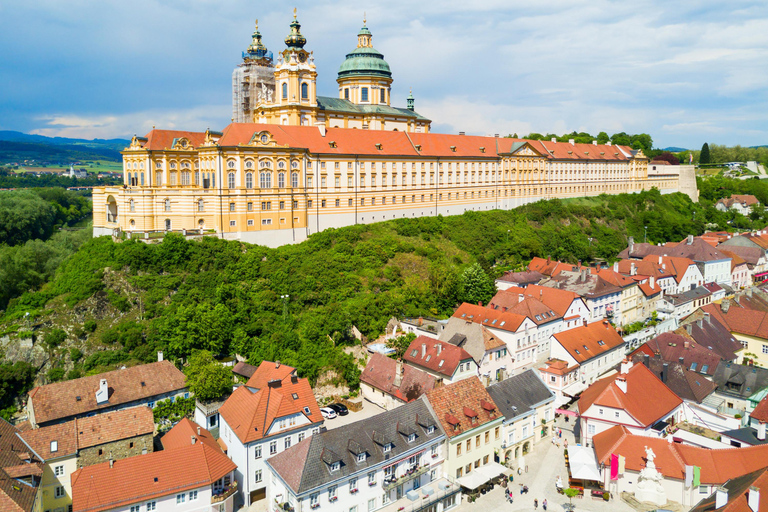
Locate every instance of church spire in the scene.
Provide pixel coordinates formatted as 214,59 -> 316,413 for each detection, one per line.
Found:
357,13 -> 372,47
284,8 -> 307,49
246,19 -> 269,57
407,89 -> 414,111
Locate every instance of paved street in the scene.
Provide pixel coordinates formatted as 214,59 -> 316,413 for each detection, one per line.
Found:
322,400 -> 386,430
453,415 -> 634,512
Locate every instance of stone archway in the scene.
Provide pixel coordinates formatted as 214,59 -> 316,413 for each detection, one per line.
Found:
505,450 -> 512,463
106,195 -> 118,223
515,446 -> 520,458
523,442 -> 530,455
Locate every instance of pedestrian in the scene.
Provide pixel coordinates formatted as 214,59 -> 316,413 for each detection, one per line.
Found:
534,498 -> 539,509
559,428 -> 562,438
543,499 -> 548,510
564,439 -> 568,449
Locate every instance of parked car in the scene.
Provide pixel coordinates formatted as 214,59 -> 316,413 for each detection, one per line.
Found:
320,407 -> 337,419
328,403 -> 349,416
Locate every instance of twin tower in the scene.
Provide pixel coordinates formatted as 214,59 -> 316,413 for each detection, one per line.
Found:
231,11 -> 430,133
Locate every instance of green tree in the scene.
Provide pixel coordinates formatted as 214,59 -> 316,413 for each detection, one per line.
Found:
596,132 -> 609,144
44,329 -> 67,350
564,488 -> 580,508
460,263 -> 496,305
387,332 -> 416,359
700,142 -> 711,164
184,350 -> 232,402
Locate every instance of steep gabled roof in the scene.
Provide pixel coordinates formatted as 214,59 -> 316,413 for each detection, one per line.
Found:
161,418 -> 221,452
360,353 -> 436,403
218,361 -> 323,445
486,370 -> 555,421
426,377 -> 501,439
71,442 -> 235,512
578,363 -> 682,427
452,302 -> 527,332
702,302 -> 768,341
403,336 -> 473,378
0,419 -> 39,512
28,361 -> 186,425
630,354 -> 716,403
552,320 -> 625,364
690,466 -> 768,512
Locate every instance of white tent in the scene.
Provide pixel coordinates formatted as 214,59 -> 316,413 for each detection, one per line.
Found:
568,445 -> 601,482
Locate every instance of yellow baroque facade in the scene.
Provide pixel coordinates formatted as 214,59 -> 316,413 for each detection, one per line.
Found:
93,12 -> 690,248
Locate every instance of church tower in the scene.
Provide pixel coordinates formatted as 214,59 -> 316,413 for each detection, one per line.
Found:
337,17 -> 393,106
232,20 -> 275,123
271,9 -> 318,126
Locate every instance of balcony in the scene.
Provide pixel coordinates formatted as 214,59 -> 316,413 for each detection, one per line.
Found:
379,478 -> 461,512
211,482 -> 237,504
383,465 -> 429,492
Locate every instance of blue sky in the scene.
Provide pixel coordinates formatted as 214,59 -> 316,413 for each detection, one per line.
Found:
1,0 -> 766,148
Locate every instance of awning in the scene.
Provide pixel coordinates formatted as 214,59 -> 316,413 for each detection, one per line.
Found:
556,408 -> 579,417
477,461 -> 508,479
456,462 -> 508,490
568,445 -> 601,482
562,380 -> 588,397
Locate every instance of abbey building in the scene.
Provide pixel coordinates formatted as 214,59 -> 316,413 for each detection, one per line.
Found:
93,12 -> 689,248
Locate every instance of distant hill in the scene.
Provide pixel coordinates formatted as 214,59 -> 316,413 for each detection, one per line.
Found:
0,140 -> 123,164
0,131 -> 129,150
662,147 -> 688,152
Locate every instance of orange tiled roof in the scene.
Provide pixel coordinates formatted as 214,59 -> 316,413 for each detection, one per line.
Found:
0,419 -> 40,512
751,396 -> 768,423
702,303 -> 768,340
578,362 -> 682,427
141,129 -> 208,151
552,320 -> 625,364
71,442 -> 235,512
528,257 -> 576,277
594,425 -> 768,485
19,420 -> 77,460
28,361 -> 186,425
425,377 -> 501,439
161,418 -> 221,452
452,302 -> 527,332
360,353 -> 436,403
403,336 -> 473,378
218,361 -> 323,445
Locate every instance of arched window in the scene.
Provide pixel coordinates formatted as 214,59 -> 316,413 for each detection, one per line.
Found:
197,199 -> 204,212
282,82 -> 288,100
228,172 -> 235,189
291,172 -> 299,188
164,198 -> 171,212
129,199 -> 135,212
245,172 -> 254,189
260,172 -> 272,189
380,88 -> 385,103
140,173 -> 145,186
278,172 -> 286,188
301,82 -> 308,100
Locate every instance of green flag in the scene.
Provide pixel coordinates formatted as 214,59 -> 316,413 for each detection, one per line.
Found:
693,466 -> 701,487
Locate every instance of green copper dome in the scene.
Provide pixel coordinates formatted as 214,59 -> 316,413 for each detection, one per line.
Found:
284,17 -> 307,49
338,46 -> 392,79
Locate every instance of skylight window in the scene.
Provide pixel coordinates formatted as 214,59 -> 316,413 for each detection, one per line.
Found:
701,365 -> 709,373
597,340 -> 605,346
575,349 -> 580,354
426,355 -> 431,362
439,360 -> 444,367
535,315 -> 542,321
583,345 -> 589,351
303,406 -> 312,415
492,319 -> 497,324
500,321 -> 505,327
292,393 -> 299,400
411,349 -> 418,357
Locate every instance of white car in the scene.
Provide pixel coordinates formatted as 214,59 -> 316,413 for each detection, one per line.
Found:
320,407 -> 337,419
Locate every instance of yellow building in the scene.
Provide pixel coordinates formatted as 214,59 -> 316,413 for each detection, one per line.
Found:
93,12 -> 685,248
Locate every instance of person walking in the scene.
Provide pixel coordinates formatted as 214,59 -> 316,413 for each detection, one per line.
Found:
543,498 -> 548,510
534,498 -> 539,509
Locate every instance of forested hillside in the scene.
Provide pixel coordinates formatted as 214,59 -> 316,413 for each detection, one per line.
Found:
1,180 -> 767,420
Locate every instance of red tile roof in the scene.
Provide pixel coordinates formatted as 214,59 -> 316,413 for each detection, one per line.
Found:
161,418 -> 221,452
631,332 -> 726,376
750,396 -> 768,423
28,361 -> 186,425
703,302 -> 768,340
71,442 -> 235,512
218,361 -> 322,445
528,257 -> 576,277
552,320 -> 625,364
452,302 -> 527,332
0,419 -> 40,512
360,353 -> 436,402
594,425 -> 768,484
425,377 -> 501,439
578,362 -> 682,427
403,336 -> 473,378
486,290 -> 562,325
20,408 -> 155,460
140,129 -> 208,151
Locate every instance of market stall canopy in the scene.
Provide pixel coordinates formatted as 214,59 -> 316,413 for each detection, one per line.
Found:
568,445 -> 602,481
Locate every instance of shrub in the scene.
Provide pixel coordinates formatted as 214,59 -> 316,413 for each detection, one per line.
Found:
84,319 -> 97,332
44,329 -> 67,350
47,368 -> 65,382
69,347 -> 83,362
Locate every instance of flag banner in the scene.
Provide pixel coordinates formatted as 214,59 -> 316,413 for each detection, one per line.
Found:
685,465 -> 693,487
693,466 -> 701,487
611,453 -> 619,480
619,455 -> 625,474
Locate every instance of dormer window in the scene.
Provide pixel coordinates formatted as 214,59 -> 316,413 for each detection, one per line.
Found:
427,425 -> 435,434
450,146 -> 456,152
331,461 -> 340,472
375,143 -> 382,150
329,141 -> 337,148
415,145 -> 422,151
479,147 -> 485,153
383,443 -> 391,453
408,433 -> 416,443
50,441 -> 58,453
357,453 -> 366,463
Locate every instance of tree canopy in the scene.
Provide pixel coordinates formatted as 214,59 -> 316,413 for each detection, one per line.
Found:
183,350 -> 233,402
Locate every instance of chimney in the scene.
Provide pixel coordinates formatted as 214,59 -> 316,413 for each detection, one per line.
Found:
418,316 -> 423,326
748,487 -> 760,512
197,426 -> 201,435
679,356 -> 684,364
95,379 -> 109,404
658,256 -> 662,265
631,263 -> 637,276
643,354 -> 650,368
275,361 -> 281,368
551,137 -> 557,143
684,341 -> 689,349
722,299 -> 731,313
394,361 -> 403,387
613,262 -> 619,272
592,140 -> 597,145
607,141 -> 612,146
421,343 -> 426,358
704,312 -> 711,324
628,236 -> 635,252
662,363 -> 669,383
616,376 -> 627,393
459,131 -> 466,136
315,122 -> 326,137
687,235 -> 694,245
436,344 -> 442,356
109,458 -> 113,468
192,435 -> 198,444
758,422 -> 766,441
157,351 -> 163,362
662,263 -> 666,270
715,487 -> 728,509
519,294 -> 525,302
620,358 -> 633,374
569,138 -> 575,145
650,276 -> 655,288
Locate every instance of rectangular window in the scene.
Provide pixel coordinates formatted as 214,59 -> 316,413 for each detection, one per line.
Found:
146,502 -> 156,511
368,498 -> 376,512
247,219 -> 254,226
457,443 -> 461,456
261,201 -> 271,210
293,200 -> 298,209
321,177 -> 327,188
55,486 -> 65,498
54,465 -> 65,477
229,220 -> 236,227
361,87 -> 369,102
349,477 -> 357,491
131,506 -> 140,512
254,445 -> 262,459
270,441 -> 277,455
368,471 -> 375,484
483,455 -> 489,464
308,200 -> 313,208
476,435 -> 481,448
321,199 -> 327,208
348,176 -> 353,187
255,470 -> 262,483
229,202 -> 235,212
349,198 -> 353,206
285,436 -> 292,449
335,199 -> 340,207
485,432 -> 490,444
176,494 -> 186,504
588,424 -> 596,435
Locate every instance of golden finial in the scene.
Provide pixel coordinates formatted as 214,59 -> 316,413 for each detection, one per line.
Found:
363,12 -> 367,25
293,7 -> 297,19
255,19 -> 258,31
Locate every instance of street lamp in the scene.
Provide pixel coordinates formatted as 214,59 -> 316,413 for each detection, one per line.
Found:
280,294 -> 289,321
506,229 -> 511,242
644,226 -> 648,244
